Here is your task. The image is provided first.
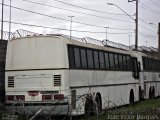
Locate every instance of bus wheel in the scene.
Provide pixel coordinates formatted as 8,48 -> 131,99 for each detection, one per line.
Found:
95,94 -> 102,113
152,87 -> 155,99
129,89 -> 134,105
149,87 -> 152,99
139,86 -> 142,101
85,96 -> 92,116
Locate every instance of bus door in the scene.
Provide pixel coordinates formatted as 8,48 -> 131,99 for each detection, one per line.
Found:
131,57 -> 140,79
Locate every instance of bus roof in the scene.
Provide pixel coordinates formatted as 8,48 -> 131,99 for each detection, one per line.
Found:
10,34 -> 159,59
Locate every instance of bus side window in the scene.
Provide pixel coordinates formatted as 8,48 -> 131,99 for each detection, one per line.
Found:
159,61 -> 160,72
93,51 -> 100,69
80,49 -> 87,69
138,62 -> 141,72
68,46 -> 75,68
87,49 -> 94,69
123,55 -> 127,70
104,52 -> 110,69
131,57 -> 139,79
99,51 -> 105,69
74,47 -> 81,69
114,54 -> 119,70
126,56 -> 131,70
148,59 -> 151,70
156,61 -> 159,72
118,54 -> 123,70
109,53 -> 115,70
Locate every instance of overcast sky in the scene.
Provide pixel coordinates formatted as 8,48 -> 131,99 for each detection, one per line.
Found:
2,0 -> 160,48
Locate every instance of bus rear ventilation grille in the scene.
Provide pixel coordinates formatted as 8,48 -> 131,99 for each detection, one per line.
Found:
8,76 -> 14,87
54,75 -> 61,86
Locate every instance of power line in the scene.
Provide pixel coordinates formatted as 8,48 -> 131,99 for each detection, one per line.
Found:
139,24 -> 156,33
5,2 -> 156,34
49,0 -> 133,16
139,31 -> 157,38
2,4 -> 104,28
139,2 -> 160,15
139,33 -> 157,41
2,2 -> 157,41
1,3 -> 135,30
2,20 -> 135,34
22,0 -> 134,24
150,0 -> 160,8
47,0 -> 158,32
140,2 -> 160,14
139,34 -> 157,41
49,0 -> 158,38
138,17 -> 157,29
139,5 -> 160,15
131,2 -> 159,30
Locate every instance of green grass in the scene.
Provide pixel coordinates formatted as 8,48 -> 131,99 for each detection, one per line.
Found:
108,98 -> 160,113
1,98 -> 160,120
89,98 -> 160,120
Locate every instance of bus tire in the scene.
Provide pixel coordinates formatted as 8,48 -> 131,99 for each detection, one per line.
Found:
129,89 -> 134,105
85,96 -> 92,117
139,86 -> 142,101
149,87 -> 152,99
95,93 -> 102,113
152,87 -> 155,99
85,94 -> 102,116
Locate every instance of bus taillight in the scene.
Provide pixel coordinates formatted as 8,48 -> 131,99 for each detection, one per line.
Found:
54,94 -> 64,100
42,95 -> 52,101
16,95 -> 25,101
6,95 -> 14,101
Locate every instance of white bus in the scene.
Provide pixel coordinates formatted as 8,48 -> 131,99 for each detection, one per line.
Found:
5,34 -> 160,115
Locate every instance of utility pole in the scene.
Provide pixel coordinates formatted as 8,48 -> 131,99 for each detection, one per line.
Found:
9,0 -> 12,40
149,22 -> 159,53
104,27 -> 109,40
158,23 -> 160,53
128,0 -> 139,50
68,16 -> 74,39
128,35 -> 132,50
1,0 -> 4,40
108,1 -> 138,50
135,0 -> 138,50
146,41 -> 148,47
128,35 -> 132,46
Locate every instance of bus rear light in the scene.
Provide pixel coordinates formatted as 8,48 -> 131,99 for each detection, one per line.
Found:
42,95 -> 52,101
16,95 -> 25,101
54,94 -> 64,100
6,95 -> 14,101
28,91 -> 39,96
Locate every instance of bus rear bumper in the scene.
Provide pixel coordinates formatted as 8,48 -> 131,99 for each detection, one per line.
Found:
6,102 -> 70,115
